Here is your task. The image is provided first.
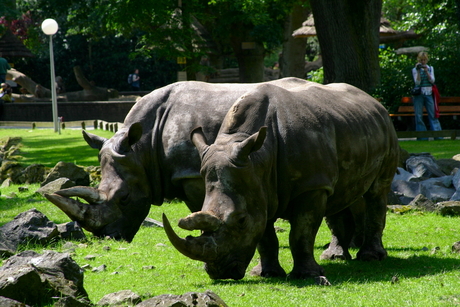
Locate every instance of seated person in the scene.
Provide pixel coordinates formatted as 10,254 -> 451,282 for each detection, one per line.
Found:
0,82 -> 13,102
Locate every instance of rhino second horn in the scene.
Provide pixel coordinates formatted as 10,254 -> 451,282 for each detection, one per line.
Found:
162,213 -> 217,262
55,186 -> 107,204
178,211 -> 222,232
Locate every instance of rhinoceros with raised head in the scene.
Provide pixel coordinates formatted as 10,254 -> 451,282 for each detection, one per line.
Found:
45,78 -> 315,242
163,82 -> 399,280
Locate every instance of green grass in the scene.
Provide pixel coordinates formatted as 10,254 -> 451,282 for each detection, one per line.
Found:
0,128 -> 114,167
398,139 -> 460,160
1,129 -> 460,306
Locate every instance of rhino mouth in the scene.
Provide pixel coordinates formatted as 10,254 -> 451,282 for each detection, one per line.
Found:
45,186 -> 122,235
163,212 -> 249,280
205,259 -> 246,280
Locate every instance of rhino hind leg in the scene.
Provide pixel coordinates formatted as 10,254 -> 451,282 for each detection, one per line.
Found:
320,209 -> 354,261
320,198 -> 366,261
288,190 -> 327,279
250,219 -> 286,278
356,189 -> 388,261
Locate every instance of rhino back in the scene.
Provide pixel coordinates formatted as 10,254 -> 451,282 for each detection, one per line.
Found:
218,82 -> 398,215
123,79 -> 312,202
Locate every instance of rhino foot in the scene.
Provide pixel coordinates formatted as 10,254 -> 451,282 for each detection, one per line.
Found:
288,265 -> 325,280
250,263 -> 286,278
356,246 -> 387,261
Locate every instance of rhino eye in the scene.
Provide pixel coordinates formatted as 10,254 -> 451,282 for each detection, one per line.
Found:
119,193 -> 130,206
238,217 -> 246,226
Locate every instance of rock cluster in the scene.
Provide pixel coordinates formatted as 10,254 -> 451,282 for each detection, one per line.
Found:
0,136 -> 99,190
0,208 -> 228,306
391,152 -> 460,215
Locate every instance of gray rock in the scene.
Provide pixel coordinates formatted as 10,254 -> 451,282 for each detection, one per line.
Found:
406,154 -> 445,178
97,290 -> 142,306
393,167 -> 417,182
41,161 -> 89,187
0,231 -> 16,259
142,217 -> 163,228
53,295 -> 92,307
23,164 -> 46,184
0,250 -> 89,306
420,177 -> 455,202
57,222 -> 87,241
452,241 -> 460,253
408,194 -> 436,212
391,180 -> 421,198
437,159 -> 460,176
0,296 -> 31,307
435,201 -> 460,216
36,177 -> 76,196
0,178 -> 12,188
0,208 -> 59,251
137,290 -> 228,307
452,169 -> 460,190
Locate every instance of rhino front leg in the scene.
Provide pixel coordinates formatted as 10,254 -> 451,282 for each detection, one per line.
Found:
250,219 -> 286,278
288,190 -> 327,279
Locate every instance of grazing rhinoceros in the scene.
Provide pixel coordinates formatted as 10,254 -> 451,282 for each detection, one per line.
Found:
163,82 -> 399,280
45,78 -> 315,242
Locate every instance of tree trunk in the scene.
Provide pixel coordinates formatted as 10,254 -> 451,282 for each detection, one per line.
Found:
310,0 -> 382,92
281,3 -> 310,78
230,23 -> 265,83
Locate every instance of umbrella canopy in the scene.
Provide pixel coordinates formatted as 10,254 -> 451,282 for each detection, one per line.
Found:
0,29 -> 34,58
293,16 -> 399,39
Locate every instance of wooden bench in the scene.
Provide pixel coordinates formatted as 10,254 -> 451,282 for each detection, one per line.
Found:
389,96 -> 460,120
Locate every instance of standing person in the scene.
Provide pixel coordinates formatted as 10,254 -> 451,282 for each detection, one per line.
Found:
412,51 -> 441,140
130,69 -> 140,91
0,52 -> 11,84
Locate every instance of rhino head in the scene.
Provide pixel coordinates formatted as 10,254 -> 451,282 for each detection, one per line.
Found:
164,126 -> 268,279
45,123 -> 155,242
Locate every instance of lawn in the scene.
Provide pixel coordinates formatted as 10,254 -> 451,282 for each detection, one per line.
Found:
1,129 -> 460,306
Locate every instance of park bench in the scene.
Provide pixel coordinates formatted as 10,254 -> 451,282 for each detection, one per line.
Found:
389,96 -> 460,120
389,96 -> 460,140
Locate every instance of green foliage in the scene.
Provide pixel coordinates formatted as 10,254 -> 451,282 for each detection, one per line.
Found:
373,48 -> 414,113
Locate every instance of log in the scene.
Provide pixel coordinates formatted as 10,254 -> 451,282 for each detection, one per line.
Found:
5,66 -> 109,101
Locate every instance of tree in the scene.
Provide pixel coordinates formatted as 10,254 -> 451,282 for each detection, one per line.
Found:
280,2 -> 310,78
310,0 -> 382,92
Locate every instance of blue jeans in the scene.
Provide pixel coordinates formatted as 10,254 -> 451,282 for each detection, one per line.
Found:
413,94 -> 442,133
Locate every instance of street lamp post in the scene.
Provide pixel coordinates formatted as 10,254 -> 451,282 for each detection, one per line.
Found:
41,18 -> 60,133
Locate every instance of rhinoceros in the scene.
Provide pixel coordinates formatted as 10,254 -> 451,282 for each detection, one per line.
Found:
163,82 -> 399,280
45,78 -> 316,242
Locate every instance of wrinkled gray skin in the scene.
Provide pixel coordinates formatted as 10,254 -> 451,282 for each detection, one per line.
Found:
164,82 -> 399,280
45,78 -> 317,242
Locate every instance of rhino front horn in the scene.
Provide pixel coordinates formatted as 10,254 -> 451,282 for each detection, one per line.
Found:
45,187 -> 120,232
162,213 -> 217,262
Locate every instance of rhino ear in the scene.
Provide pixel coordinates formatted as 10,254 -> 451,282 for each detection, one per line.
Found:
190,127 -> 209,158
117,122 -> 143,153
82,130 -> 107,150
236,126 -> 267,160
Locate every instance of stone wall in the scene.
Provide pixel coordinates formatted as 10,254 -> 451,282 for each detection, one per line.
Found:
0,101 -> 135,122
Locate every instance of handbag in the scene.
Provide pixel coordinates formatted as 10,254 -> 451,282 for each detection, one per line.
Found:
432,84 -> 440,118
411,86 -> 421,96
